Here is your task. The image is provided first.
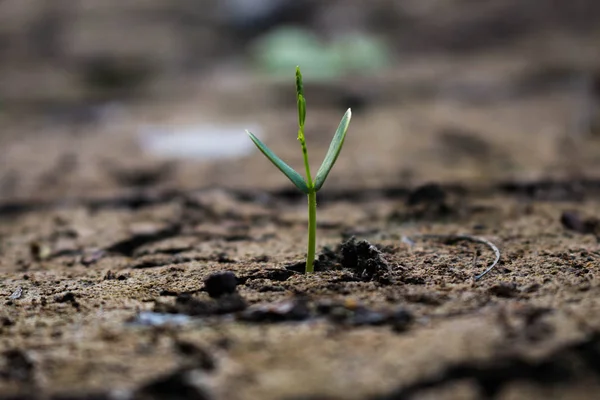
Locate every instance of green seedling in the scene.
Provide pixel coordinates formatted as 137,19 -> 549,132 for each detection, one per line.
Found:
246,66 -> 352,273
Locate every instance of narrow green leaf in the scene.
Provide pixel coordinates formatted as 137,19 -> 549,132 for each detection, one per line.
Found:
246,130 -> 310,194
297,94 -> 306,128
314,108 -> 352,191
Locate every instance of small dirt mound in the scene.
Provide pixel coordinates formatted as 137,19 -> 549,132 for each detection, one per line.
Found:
299,237 -> 394,282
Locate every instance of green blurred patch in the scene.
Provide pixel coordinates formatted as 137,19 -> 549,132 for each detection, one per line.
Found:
251,27 -> 391,81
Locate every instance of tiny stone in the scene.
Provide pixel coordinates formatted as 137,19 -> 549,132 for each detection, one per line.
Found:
203,271 -> 238,298
55,292 -> 77,303
9,287 -> 23,300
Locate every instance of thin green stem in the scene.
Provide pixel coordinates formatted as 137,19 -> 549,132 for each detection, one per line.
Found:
306,189 -> 317,273
298,129 -> 312,186
298,124 -> 316,274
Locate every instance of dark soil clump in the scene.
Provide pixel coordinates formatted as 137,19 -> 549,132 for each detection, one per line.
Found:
203,271 -> 238,298
239,296 -> 311,323
287,237 -> 393,282
339,237 -> 393,282
154,293 -> 247,317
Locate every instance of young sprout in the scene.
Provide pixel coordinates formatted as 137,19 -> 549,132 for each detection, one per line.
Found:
246,66 -> 352,273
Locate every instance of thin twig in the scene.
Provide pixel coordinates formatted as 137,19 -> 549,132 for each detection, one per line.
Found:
404,234 -> 501,282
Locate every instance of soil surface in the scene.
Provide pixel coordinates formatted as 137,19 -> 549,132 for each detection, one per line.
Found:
3,29 -> 600,400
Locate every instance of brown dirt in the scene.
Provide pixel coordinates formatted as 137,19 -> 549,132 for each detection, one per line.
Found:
2,35 -> 600,400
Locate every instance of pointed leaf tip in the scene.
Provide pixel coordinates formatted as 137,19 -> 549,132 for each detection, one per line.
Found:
313,108 -> 352,191
295,66 -> 304,99
246,130 -> 310,194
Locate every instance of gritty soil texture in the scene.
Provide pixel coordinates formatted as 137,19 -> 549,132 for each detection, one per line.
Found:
3,32 -> 600,400
3,179 -> 600,400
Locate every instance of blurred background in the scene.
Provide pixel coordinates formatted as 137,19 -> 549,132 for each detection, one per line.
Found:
1,0 -> 600,202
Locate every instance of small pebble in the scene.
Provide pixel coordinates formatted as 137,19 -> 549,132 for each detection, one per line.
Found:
204,271 -> 238,298
9,287 -> 23,300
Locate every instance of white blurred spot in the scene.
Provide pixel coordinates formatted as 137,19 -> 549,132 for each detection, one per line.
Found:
139,123 -> 263,161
